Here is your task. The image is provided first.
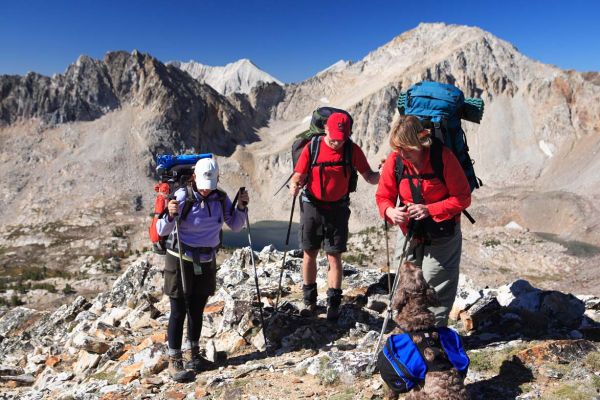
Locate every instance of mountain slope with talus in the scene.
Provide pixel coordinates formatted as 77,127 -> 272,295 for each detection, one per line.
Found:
230,22 -> 600,245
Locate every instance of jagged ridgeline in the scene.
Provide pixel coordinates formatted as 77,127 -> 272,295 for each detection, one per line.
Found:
0,50 -> 287,156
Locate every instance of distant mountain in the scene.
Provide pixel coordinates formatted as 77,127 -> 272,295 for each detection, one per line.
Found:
169,58 -> 283,96
0,23 -> 599,263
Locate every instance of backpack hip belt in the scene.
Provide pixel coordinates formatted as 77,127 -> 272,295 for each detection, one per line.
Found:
167,241 -> 215,263
301,189 -> 349,209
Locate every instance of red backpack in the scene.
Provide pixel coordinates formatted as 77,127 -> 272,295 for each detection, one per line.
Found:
148,154 -> 213,254
149,182 -> 172,253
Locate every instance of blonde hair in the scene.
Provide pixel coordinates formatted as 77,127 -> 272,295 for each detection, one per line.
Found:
388,115 -> 432,151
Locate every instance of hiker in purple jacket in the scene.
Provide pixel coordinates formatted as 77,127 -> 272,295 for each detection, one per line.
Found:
156,156 -> 249,382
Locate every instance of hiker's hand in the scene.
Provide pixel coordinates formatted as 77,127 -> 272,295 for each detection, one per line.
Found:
378,158 -> 386,171
289,182 -> 301,197
167,200 -> 179,220
237,189 -> 249,210
385,205 -> 409,225
407,204 -> 429,220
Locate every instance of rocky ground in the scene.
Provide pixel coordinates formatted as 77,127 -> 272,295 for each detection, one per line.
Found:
0,244 -> 599,400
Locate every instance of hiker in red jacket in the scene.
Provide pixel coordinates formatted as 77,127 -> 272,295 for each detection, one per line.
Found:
289,112 -> 380,321
376,115 -> 471,327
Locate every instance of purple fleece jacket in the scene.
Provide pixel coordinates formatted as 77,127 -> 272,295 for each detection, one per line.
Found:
156,188 -> 246,260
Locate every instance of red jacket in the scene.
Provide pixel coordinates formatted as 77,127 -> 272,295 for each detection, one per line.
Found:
375,147 -> 471,233
295,139 -> 370,202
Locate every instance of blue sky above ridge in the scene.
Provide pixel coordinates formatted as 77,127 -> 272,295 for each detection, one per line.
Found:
1,0 -> 598,83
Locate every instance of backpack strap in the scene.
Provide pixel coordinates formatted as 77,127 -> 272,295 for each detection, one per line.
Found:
429,138 -> 445,183
181,185 -> 196,220
343,139 -> 353,173
308,136 -> 321,167
343,140 -> 357,197
394,141 -> 473,220
215,189 -> 228,249
214,189 -> 228,219
307,136 -> 325,199
307,136 -> 357,201
429,139 -> 476,224
394,154 -> 404,189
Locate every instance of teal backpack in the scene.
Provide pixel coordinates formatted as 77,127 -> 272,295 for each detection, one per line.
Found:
397,81 -> 484,192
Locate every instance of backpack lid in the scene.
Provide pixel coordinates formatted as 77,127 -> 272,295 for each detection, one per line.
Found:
399,81 -> 465,121
308,107 -> 353,136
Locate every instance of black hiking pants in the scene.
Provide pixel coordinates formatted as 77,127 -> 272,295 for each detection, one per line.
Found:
164,252 -> 216,350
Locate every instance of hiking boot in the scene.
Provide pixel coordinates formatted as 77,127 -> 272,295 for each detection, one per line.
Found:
186,346 -> 216,372
326,304 -> 340,321
326,288 -> 343,322
299,302 -> 317,317
300,283 -> 318,317
168,353 -> 194,382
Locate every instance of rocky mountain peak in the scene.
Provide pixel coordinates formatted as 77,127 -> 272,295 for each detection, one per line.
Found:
0,50 -> 266,155
169,58 -> 283,96
316,60 -> 352,77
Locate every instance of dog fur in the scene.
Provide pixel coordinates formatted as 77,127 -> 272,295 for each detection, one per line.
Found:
383,261 -> 468,400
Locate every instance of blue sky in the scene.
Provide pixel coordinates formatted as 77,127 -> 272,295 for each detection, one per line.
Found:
1,0 -> 598,83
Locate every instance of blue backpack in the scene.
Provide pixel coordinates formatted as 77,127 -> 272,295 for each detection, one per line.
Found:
378,327 -> 470,393
398,81 -> 484,192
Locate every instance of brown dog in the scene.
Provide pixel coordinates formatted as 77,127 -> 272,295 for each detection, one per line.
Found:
380,261 -> 468,400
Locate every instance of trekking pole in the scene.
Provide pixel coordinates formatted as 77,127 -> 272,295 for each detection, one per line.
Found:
366,220 -> 415,374
273,193 -> 297,313
174,212 -> 193,351
384,220 -> 392,296
273,172 -> 294,197
174,217 -> 189,294
239,187 -> 269,353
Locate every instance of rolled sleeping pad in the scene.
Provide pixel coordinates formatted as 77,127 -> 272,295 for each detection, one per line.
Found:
462,97 -> 484,124
156,153 -> 213,175
397,92 -> 408,115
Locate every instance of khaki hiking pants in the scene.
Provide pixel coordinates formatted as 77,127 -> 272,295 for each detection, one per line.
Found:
393,226 -> 462,327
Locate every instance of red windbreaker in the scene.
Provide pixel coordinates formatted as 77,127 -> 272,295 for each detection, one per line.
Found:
295,139 -> 370,202
375,147 -> 471,234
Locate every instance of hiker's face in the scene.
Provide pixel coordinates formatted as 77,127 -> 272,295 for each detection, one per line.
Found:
325,136 -> 344,150
324,129 -> 345,150
397,146 -> 423,165
198,189 -> 213,197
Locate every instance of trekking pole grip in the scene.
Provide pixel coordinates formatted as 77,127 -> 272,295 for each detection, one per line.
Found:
240,187 -> 247,207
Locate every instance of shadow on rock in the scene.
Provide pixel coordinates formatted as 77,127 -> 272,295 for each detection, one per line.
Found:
466,357 -> 534,400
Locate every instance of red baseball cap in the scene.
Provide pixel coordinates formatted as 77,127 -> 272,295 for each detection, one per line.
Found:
326,112 -> 352,141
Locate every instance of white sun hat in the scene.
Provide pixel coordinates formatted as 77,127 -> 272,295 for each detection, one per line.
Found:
194,156 -> 219,190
